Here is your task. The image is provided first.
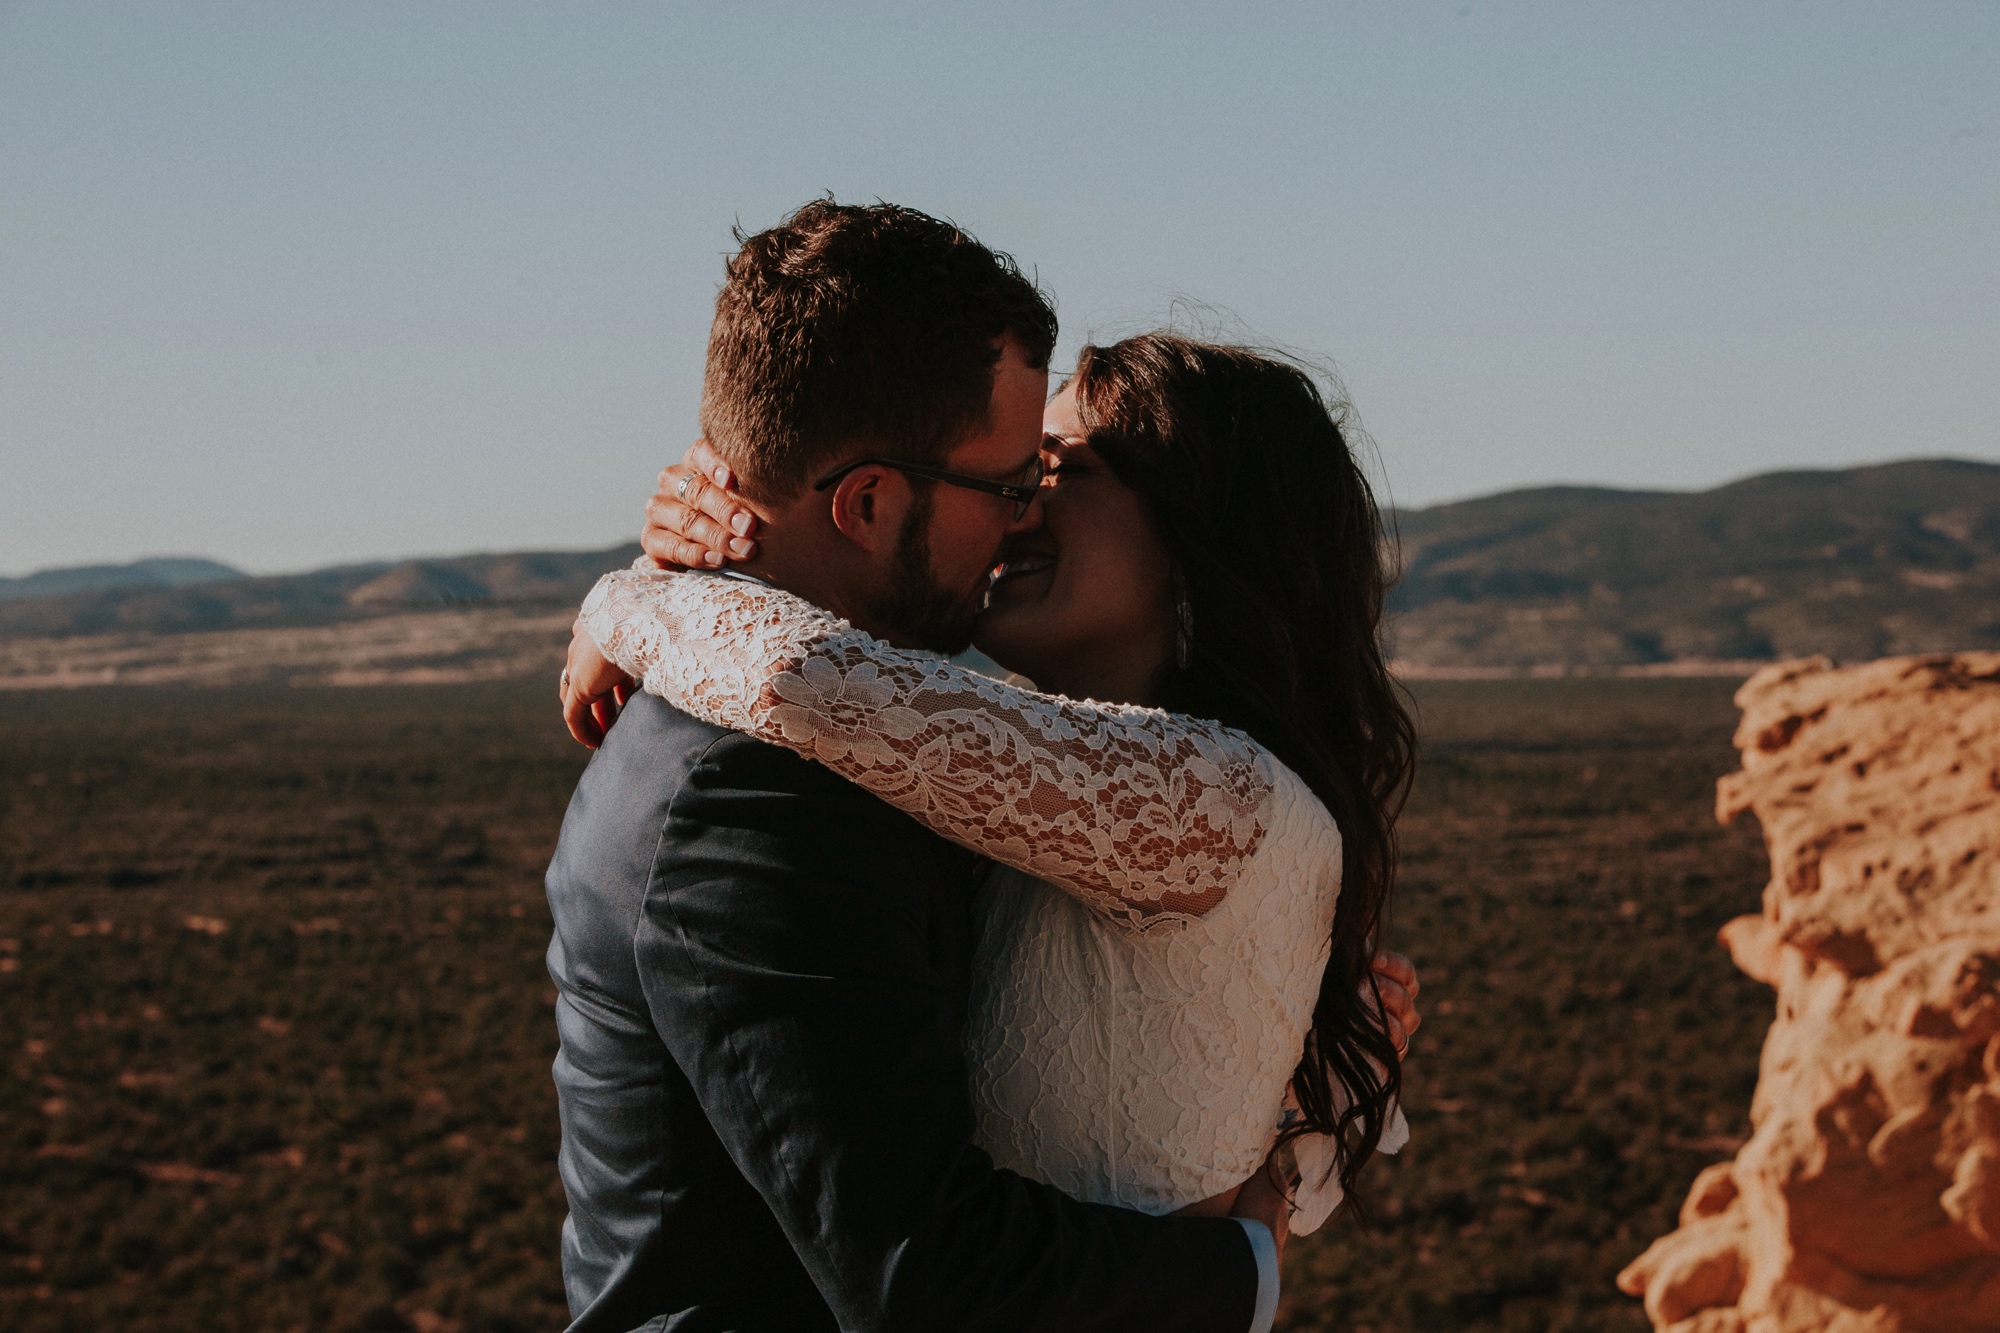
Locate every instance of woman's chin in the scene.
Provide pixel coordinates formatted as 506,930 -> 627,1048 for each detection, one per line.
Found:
971,605 -> 1043,678
977,565 -> 1069,672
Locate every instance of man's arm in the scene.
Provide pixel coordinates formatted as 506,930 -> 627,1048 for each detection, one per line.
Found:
636,731 -> 1264,1333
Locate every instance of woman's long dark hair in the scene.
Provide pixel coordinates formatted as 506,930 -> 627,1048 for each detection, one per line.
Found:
1072,333 -> 1417,1201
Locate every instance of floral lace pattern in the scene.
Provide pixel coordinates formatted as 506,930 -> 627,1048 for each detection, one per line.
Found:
969,822 -> 1342,1228
580,564 -> 1399,1231
580,565 -> 1276,925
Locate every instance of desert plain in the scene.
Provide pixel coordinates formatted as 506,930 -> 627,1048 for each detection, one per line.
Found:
0,674 -> 1781,1331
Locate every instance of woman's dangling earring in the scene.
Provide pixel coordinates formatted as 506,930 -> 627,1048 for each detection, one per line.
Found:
1173,570 -> 1194,671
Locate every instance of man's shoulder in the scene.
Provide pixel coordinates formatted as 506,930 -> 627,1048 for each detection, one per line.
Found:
563,693 -> 973,884
601,688 -> 729,748
574,692 -> 729,804
591,693 -> 833,796
586,693 -> 899,817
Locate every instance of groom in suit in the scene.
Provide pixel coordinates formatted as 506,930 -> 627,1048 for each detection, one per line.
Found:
544,200 -> 1285,1332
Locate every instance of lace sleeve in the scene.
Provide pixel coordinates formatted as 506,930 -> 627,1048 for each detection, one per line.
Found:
579,565 -> 1278,926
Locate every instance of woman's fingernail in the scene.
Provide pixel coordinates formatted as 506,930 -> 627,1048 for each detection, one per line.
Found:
713,466 -> 731,486
705,551 -> 725,567
729,538 -> 756,558
731,512 -> 754,535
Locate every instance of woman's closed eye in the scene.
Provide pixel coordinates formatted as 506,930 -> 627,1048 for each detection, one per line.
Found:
1041,460 -> 1096,494
1040,438 -> 1095,484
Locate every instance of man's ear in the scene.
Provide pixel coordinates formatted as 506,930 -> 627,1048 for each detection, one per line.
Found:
827,466 -> 908,554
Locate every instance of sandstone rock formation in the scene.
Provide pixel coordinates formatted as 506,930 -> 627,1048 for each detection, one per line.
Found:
1618,653 -> 2000,1332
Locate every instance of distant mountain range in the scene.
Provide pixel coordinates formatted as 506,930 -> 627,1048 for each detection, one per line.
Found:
5,457 -> 1996,671
0,546 -> 641,638
0,557 -> 247,604
1388,458 -> 2000,669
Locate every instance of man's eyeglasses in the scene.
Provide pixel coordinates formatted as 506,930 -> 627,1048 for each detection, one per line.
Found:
812,455 -> 1047,521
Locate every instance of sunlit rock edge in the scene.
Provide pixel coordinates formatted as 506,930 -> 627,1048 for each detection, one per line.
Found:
1618,652 -> 2000,1333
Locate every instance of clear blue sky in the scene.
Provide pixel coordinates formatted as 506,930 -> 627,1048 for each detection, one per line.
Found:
2,1 -> 1994,575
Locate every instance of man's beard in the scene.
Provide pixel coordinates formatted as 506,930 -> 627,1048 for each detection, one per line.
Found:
864,486 -> 987,655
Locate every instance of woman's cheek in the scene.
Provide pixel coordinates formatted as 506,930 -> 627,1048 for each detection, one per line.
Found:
1073,539 -> 1150,639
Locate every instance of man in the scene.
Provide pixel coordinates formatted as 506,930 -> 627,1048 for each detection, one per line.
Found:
544,201 -> 1285,1332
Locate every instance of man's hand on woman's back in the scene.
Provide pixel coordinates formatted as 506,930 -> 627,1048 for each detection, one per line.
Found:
1371,950 -> 1421,1058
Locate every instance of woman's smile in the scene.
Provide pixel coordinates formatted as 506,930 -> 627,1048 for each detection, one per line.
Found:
988,541 -> 1057,600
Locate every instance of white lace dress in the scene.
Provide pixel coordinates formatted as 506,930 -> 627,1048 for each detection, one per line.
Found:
580,564 -> 1404,1234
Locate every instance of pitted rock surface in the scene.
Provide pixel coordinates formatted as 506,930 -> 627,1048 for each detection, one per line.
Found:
1618,653 -> 2000,1333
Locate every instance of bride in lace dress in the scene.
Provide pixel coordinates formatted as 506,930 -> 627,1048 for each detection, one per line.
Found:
564,333 -> 1418,1237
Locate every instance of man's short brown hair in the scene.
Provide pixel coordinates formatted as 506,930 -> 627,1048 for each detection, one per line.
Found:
699,200 -> 1058,500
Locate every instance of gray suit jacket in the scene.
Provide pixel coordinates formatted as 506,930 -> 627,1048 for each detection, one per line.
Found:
545,691 -> 1259,1332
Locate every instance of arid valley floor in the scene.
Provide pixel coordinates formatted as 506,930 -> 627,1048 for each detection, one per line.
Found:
1,678 -> 1775,1332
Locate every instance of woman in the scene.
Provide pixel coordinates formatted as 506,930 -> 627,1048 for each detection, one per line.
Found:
564,333 -> 1417,1236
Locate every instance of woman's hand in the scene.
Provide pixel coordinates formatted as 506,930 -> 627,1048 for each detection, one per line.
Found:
1370,950 -> 1422,1059
561,629 -> 636,749
643,439 -> 760,570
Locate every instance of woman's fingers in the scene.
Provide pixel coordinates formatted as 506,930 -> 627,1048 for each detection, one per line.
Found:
563,682 -> 605,749
642,495 -> 755,568
682,452 -> 759,548
640,522 -> 723,571
641,499 -> 726,569
590,695 -> 619,740
646,443 -> 758,566
687,437 -> 731,488
662,497 -> 747,560
561,634 -> 634,749
643,496 -> 731,568
643,464 -> 712,569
